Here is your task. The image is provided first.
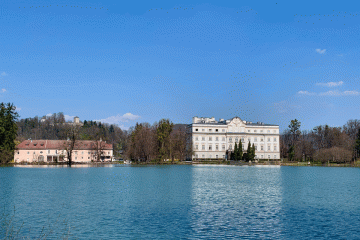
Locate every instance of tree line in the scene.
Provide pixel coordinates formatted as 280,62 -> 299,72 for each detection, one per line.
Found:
125,119 -> 192,163
281,119 -> 360,163
15,111 -> 191,163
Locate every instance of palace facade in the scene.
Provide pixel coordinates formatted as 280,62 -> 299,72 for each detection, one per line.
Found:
190,117 -> 280,160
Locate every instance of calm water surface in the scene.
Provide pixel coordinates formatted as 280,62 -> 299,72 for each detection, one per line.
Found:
1,165 -> 360,239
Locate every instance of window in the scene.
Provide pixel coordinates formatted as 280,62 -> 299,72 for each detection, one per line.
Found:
222,137 -> 225,141
216,145 -> 219,150
223,155 -> 225,158
202,129 -> 205,132
209,137 -> 212,141
26,144 -> 29,146
274,155 -> 277,158
222,129 -> 225,132
27,158 -> 29,161
195,128 -> 198,131
108,152 -> 110,155
274,146 -> 277,151
216,129 -> 218,132
268,155 -> 271,159
229,137 -> 232,142
216,155 -> 218,158
202,145 -> 205,150
196,145 -> 199,150
75,157 -> 77,160
255,137 -> 257,142
56,150 -> 58,154
261,138 -> 263,142
209,145 -> 212,150
88,157 -> 90,159
202,154 -> 205,158
222,145 -> 225,150
274,137 -> 277,142
202,137 -> 205,141
40,144 -> 44,146
261,146 -> 264,151
260,130 -> 263,133
27,151 -> 29,155
261,155 -> 263,158
75,151 -> 78,155
254,130 -> 257,133
268,130 -> 270,133
33,151 -> 35,154
235,137 -> 238,142
209,155 -> 212,158
255,146 -> 257,150
82,151 -> 84,154
48,150 -> 50,154
195,137 -> 198,141
273,130 -> 276,133
216,137 -> 219,141
248,130 -> 250,132
268,146 -> 271,151
88,152 -> 90,154
242,138 -> 245,142
81,157 -> 83,159
209,129 -> 212,132
17,151 -> 20,154
33,144 -> 37,146
195,154 -> 198,158
229,144 -> 232,150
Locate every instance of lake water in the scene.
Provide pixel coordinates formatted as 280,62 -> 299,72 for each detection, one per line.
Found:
1,165 -> 360,239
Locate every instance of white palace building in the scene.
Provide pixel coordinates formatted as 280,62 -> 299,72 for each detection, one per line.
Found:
190,116 -> 280,160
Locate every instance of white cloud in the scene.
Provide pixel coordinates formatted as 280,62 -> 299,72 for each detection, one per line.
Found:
316,81 -> 344,87
299,90 -> 360,96
94,113 -> 141,125
65,115 -> 76,121
1,88 -> 6,93
46,113 -> 52,117
1,72 -> 7,76
298,91 -> 316,95
316,49 -> 326,54
15,106 -> 21,111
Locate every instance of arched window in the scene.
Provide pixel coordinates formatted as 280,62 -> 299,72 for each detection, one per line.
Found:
229,144 -> 232,150
38,155 -> 44,162
235,137 -> 238,142
229,137 -> 232,142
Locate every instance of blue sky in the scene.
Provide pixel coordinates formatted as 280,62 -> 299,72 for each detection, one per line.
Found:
1,0 -> 360,132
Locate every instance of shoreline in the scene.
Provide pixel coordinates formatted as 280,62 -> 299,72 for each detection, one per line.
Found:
4,160 -> 360,168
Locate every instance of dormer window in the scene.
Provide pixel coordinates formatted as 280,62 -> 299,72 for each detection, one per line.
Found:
40,144 -> 44,146
26,144 -> 29,146
33,144 -> 37,146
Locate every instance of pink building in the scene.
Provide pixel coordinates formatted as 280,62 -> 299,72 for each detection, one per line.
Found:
15,140 -> 113,163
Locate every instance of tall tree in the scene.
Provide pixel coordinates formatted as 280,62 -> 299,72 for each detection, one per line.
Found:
0,103 -> 19,164
234,142 -> 238,161
355,129 -> 360,159
156,119 -> 173,163
238,139 -> 243,160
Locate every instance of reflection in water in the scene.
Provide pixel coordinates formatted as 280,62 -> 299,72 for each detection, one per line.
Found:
190,166 -> 283,239
12,164 -> 121,168
1,165 -> 360,238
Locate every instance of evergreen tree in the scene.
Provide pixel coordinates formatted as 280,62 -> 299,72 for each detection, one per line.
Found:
238,140 -> 243,160
0,103 -> 19,164
234,142 -> 238,161
251,143 -> 256,161
245,141 -> 252,162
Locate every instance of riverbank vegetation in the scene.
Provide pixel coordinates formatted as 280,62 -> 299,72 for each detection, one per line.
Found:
281,119 -> 360,164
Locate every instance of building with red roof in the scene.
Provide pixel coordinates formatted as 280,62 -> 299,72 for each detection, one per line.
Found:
15,140 -> 113,163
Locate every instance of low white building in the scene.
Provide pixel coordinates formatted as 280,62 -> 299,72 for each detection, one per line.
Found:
190,116 -> 280,160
